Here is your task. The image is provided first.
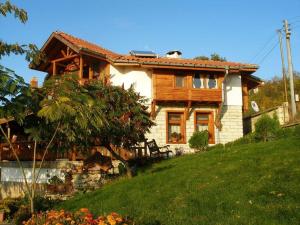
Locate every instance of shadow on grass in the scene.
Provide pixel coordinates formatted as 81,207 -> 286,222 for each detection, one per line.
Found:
150,164 -> 174,174
131,159 -> 174,174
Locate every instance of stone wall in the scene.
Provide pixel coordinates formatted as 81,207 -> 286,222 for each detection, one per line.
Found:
218,105 -> 243,144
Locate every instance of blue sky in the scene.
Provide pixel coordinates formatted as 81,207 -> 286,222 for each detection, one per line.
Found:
1,0 -> 300,84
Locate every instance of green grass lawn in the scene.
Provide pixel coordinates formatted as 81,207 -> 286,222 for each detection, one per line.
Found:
59,137 -> 300,225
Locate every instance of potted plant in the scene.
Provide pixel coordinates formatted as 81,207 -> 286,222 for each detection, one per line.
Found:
170,132 -> 182,142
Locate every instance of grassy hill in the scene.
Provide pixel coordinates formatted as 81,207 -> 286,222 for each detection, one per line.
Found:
59,137 -> 300,225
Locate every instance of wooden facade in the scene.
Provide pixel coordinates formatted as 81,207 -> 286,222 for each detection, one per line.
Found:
152,69 -> 223,103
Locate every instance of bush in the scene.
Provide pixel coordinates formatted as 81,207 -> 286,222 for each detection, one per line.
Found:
255,114 -> 280,142
189,130 -> 209,151
275,127 -> 294,139
24,208 -> 132,225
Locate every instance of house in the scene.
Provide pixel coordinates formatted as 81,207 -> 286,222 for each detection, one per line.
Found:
30,31 -> 261,152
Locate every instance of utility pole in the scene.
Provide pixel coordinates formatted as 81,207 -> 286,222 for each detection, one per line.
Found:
277,29 -> 288,123
283,19 -> 297,120
277,29 -> 288,103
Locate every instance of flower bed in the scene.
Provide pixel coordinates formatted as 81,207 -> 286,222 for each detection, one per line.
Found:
23,208 -> 132,225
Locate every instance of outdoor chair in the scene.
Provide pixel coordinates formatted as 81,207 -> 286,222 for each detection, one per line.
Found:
146,139 -> 172,158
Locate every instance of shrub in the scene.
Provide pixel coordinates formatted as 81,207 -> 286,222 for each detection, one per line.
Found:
189,130 -> 209,151
23,208 -> 132,225
275,127 -> 294,139
255,114 -> 280,142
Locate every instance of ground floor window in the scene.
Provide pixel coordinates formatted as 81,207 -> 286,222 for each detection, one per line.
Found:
194,111 -> 215,144
167,112 -> 185,143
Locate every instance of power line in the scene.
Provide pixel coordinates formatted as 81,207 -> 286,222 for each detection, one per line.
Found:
257,40 -> 279,65
249,32 -> 277,63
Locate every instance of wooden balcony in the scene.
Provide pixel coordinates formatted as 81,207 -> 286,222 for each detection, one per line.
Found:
152,69 -> 224,103
154,87 -> 222,102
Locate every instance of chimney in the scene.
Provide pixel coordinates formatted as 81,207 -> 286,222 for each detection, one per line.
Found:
166,50 -> 182,59
30,77 -> 38,88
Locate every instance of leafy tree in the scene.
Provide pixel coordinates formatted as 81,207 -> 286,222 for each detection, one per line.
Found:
194,53 -> 227,62
0,1 -> 42,65
194,55 -> 209,60
0,74 -> 104,213
85,80 -> 154,177
42,77 -> 154,177
210,53 -> 226,62
250,72 -> 300,117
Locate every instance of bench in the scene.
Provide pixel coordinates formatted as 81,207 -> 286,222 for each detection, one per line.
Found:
146,139 -> 172,158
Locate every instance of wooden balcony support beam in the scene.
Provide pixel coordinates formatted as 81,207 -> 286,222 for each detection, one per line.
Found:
151,100 -> 156,119
51,54 -> 78,63
185,100 -> 192,120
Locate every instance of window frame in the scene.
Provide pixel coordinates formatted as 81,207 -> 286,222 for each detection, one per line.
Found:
173,73 -> 186,88
166,111 -> 186,144
193,73 -> 205,89
194,110 -> 215,144
207,74 -> 218,89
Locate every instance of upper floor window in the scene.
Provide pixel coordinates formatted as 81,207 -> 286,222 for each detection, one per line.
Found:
207,74 -> 217,89
193,73 -> 202,88
175,75 -> 185,88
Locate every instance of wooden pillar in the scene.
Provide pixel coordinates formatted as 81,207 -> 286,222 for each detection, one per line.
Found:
242,83 -> 249,112
104,63 -> 110,83
89,64 -> 93,80
79,55 -> 83,80
52,62 -> 57,75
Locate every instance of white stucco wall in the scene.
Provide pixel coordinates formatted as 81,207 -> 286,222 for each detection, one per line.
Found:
110,65 -> 152,103
0,167 -> 64,183
223,74 -> 242,106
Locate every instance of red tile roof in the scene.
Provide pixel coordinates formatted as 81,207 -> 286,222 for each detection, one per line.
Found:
52,31 -> 258,71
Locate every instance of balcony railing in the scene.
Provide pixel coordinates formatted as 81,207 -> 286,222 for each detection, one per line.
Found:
154,87 -> 222,102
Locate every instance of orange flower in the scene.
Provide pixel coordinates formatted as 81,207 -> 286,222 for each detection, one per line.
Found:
80,208 -> 90,214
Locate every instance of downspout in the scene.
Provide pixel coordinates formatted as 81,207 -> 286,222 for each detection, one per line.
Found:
216,66 -> 229,144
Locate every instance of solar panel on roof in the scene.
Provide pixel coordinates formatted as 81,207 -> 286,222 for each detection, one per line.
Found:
129,50 -> 157,58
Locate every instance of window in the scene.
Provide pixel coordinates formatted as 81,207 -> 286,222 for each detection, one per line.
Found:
193,73 -> 202,88
208,74 -> 217,89
167,112 -> 185,143
175,75 -> 185,88
194,111 -> 215,144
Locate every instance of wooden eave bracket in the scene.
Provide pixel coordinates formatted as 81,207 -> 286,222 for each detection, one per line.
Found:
151,100 -> 156,119
185,101 -> 192,120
